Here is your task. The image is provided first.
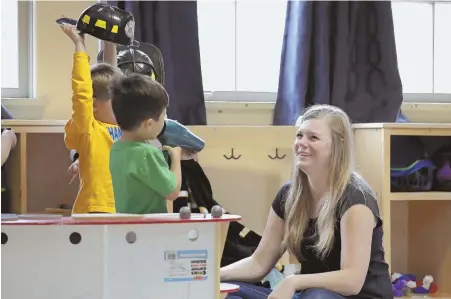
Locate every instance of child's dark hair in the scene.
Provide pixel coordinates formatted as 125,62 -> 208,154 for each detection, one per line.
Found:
91,63 -> 123,101
110,73 -> 169,131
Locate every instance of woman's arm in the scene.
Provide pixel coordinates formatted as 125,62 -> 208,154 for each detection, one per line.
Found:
220,208 -> 285,283
286,204 -> 376,296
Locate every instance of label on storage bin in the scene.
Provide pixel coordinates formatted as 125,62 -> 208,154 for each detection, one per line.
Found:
163,249 -> 208,282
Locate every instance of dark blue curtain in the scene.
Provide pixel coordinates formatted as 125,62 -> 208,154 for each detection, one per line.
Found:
273,1 -> 403,125
108,1 -> 207,125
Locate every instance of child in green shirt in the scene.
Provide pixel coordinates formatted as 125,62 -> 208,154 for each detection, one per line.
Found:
109,74 -> 182,214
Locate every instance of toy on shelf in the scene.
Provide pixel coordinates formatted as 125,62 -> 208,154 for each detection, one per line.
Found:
390,160 -> 436,192
391,273 -> 438,297
391,273 -> 414,297
436,152 -> 451,191
392,279 -> 407,297
412,275 -> 438,294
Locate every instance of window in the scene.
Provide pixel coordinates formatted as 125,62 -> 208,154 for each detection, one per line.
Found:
392,2 -> 433,94
431,2 -> 451,94
392,1 -> 451,95
198,0 -> 287,93
198,1 -> 236,92
392,1 -> 451,102
1,0 -> 33,98
198,1 -> 451,102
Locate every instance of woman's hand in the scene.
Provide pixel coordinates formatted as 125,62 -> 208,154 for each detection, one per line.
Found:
268,275 -> 297,299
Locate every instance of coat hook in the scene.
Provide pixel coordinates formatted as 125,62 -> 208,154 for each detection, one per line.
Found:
223,148 -> 241,160
268,148 -> 286,160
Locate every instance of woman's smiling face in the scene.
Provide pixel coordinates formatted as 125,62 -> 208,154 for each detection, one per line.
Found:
293,118 -> 332,174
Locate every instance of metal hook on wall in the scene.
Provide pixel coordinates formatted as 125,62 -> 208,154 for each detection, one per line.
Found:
268,148 -> 286,160
223,148 -> 241,160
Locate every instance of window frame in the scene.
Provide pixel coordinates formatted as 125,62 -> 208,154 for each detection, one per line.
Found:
204,91 -> 451,103
202,0 -> 451,104
1,0 -> 34,99
4,1 -> 451,105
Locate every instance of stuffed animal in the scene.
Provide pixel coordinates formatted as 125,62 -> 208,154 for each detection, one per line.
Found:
391,273 -> 412,297
391,273 -> 438,295
412,275 -> 438,294
392,279 -> 407,297
392,272 -> 416,283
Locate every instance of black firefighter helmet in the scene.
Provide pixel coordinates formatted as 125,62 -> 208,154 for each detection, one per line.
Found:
76,3 -> 135,46
97,42 -> 165,85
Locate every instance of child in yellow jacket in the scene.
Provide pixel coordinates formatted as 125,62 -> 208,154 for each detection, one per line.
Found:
60,24 -> 124,214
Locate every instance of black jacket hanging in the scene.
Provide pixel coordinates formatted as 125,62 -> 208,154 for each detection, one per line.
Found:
172,159 -> 262,267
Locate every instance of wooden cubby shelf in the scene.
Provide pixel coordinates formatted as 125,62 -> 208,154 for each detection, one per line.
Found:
353,123 -> 451,294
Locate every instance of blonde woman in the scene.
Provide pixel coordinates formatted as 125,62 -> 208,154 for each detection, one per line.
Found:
221,105 -> 392,299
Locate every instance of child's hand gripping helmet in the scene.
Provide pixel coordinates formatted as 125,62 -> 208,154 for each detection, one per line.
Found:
76,3 -> 135,46
97,42 -> 165,85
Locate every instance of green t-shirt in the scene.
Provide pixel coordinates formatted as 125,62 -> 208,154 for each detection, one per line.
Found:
109,141 -> 177,214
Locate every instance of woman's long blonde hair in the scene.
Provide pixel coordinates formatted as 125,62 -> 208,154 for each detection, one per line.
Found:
282,104 -> 354,259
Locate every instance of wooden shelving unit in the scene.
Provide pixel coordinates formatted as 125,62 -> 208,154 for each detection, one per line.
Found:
353,123 -> 451,295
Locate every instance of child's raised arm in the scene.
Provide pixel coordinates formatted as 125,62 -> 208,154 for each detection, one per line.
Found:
103,41 -> 117,67
60,24 -> 94,149
60,24 -> 86,54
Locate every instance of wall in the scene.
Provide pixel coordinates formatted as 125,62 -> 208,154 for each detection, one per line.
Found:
2,1 -> 451,125
8,1 -> 99,120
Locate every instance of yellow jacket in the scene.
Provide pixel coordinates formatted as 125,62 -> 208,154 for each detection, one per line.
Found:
64,52 -> 120,213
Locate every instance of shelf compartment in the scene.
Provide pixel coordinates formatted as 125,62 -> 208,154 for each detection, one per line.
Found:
390,192 -> 451,201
